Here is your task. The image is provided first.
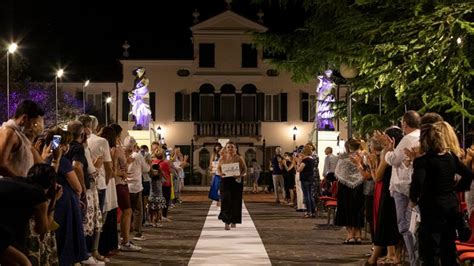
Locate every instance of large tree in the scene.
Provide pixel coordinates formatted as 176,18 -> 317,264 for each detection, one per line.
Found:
256,0 -> 474,137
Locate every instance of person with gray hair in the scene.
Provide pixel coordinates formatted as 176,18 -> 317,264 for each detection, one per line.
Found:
89,115 -> 99,134
86,115 -> 113,210
271,147 -> 285,203
77,115 -> 110,262
385,110 -> 421,266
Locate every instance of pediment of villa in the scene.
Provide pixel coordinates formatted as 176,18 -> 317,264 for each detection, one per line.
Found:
191,10 -> 267,34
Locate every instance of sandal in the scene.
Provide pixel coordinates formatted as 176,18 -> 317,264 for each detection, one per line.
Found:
355,238 -> 363,245
343,238 -> 355,245
382,257 -> 401,265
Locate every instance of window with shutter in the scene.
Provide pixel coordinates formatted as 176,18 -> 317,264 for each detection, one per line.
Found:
242,94 -> 256,121
175,92 -> 183,121
280,93 -> 287,122
221,95 -> 235,121
200,94 -> 214,121
301,92 -> 309,122
122,92 -> 130,121
183,94 -> 191,121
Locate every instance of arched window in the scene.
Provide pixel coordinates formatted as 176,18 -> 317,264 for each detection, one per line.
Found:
220,84 -> 236,121
199,83 -> 215,94
199,84 -> 215,121
241,84 -> 257,94
220,84 -> 236,94
241,84 -> 257,121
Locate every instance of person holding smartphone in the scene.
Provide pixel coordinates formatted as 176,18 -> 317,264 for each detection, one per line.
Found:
43,128 -> 90,265
0,164 -> 62,264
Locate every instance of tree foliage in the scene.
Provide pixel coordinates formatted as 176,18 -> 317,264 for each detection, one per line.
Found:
255,0 -> 474,136
0,82 -> 82,128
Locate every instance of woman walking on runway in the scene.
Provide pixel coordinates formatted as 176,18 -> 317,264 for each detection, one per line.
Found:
217,142 -> 247,230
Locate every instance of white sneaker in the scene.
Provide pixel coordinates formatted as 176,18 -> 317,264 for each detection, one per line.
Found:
133,234 -> 146,241
81,256 -> 105,265
161,217 -> 172,222
119,241 -> 142,252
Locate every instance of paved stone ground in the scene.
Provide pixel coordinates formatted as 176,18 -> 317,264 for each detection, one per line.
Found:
109,200 -> 211,265
246,202 -> 370,265
109,192 -> 372,265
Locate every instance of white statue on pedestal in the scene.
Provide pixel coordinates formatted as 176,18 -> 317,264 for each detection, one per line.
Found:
129,67 -> 152,129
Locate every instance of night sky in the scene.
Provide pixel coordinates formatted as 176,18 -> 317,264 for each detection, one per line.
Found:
0,0 -> 305,82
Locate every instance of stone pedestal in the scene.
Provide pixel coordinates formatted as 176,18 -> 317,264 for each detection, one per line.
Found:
315,131 -> 343,176
127,129 -> 156,148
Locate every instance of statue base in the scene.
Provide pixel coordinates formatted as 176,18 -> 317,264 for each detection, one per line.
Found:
127,129 -> 156,148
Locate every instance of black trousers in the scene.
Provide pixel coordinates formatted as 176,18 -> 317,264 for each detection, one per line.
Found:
365,195 -> 374,243
418,216 -> 457,266
98,208 -> 118,255
162,186 -> 171,217
219,177 -> 243,224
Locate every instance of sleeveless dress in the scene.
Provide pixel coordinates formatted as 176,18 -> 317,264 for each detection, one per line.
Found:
149,159 -> 167,210
208,155 -> 221,201
1,120 -> 34,177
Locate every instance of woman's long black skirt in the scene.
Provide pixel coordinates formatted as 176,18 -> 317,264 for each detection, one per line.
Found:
218,177 -> 243,224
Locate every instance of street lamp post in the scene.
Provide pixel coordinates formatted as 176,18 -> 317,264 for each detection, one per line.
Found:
339,63 -> 359,139
157,126 -> 162,141
83,80 -> 90,114
105,97 -> 112,125
293,126 -> 297,148
55,69 -> 64,125
6,43 -> 18,118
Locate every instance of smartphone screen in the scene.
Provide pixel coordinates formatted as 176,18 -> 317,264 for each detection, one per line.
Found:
51,135 -> 61,151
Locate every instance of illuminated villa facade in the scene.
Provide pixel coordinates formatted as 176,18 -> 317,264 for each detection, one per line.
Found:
61,10 -> 349,184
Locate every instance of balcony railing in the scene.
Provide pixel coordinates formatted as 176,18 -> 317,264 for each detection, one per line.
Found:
194,121 -> 261,140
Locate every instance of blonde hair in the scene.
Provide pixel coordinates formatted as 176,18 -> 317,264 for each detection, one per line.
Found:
420,122 -> 461,157
435,121 -> 461,157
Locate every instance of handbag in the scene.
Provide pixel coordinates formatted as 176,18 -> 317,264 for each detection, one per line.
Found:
456,211 -> 472,242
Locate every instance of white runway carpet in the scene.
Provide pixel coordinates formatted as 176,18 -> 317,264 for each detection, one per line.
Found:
188,201 -> 271,265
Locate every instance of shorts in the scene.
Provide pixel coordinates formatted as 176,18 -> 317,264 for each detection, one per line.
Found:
116,184 -> 131,210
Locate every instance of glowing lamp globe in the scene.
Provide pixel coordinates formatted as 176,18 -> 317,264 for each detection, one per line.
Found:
339,63 -> 359,79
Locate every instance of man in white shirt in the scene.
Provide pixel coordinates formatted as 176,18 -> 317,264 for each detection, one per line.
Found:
385,110 -> 420,266
323,147 -> 338,181
322,147 -> 338,195
124,136 -> 150,240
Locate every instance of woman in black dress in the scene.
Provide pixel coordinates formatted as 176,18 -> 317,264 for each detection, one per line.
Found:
364,127 -> 403,265
217,142 -> 247,230
410,122 -> 474,265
